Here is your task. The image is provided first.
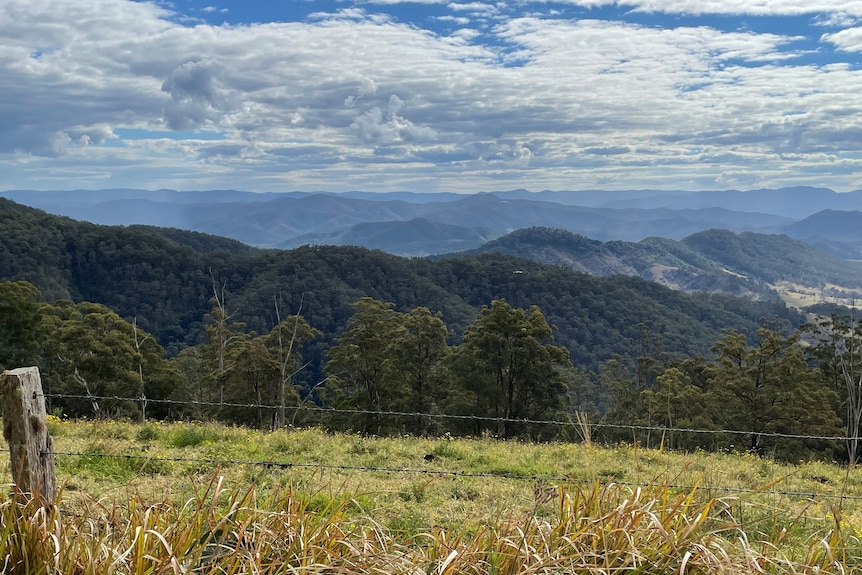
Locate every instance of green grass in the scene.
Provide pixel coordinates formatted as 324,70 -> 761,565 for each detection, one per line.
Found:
3,418 -> 862,572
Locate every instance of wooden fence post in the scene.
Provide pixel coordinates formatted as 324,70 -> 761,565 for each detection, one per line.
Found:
1,367 -> 56,505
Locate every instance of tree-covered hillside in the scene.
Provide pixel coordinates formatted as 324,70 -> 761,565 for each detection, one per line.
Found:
469,226 -> 862,301
681,229 -> 862,287
0,199 -> 801,371
7,199 -> 860,462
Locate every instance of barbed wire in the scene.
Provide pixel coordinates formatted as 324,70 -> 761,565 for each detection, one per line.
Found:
42,392 -> 860,442
1,444 -> 852,502
1,423 -> 860,503
32,449 -> 862,502
4,386 -> 862,535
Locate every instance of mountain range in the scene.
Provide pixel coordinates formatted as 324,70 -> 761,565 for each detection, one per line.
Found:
0,198 -> 807,375
6,187 -> 862,258
467,227 -> 862,306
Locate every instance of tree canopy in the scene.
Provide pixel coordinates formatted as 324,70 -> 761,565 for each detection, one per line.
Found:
5,200 -> 856,463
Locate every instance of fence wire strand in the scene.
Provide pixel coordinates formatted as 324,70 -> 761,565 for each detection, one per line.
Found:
1,445 -> 859,504
42,392 -> 861,442
3,392 -> 858,503
18,449 -> 861,502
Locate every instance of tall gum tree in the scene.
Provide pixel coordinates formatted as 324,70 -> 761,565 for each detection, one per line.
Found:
805,313 -> 862,467
708,327 -> 840,459
40,300 -> 177,419
324,297 -> 407,433
265,308 -> 321,430
450,299 -> 571,439
203,276 -> 247,408
390,306 -> 449,436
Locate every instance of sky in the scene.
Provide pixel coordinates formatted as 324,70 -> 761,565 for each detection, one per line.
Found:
2,0 -> 862,194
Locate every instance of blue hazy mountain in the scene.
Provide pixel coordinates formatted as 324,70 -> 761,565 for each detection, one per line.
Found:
4,187 -> 861,255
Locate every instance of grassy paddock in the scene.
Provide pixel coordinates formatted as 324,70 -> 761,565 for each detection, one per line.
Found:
2,418 -> 862,573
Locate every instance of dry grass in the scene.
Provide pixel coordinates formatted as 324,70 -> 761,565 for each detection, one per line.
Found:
771,280 -> 862,310
2,419 -> 862,573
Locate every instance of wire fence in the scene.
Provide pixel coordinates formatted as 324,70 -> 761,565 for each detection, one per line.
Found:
41,392 -> 861,443
1,445 -> 858,504
1,391 -> 859,507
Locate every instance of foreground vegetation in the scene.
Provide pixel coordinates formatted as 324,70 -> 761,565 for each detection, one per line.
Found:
5,199 -> 853,463
4,274 -> 860,464
3,419 -> 862,573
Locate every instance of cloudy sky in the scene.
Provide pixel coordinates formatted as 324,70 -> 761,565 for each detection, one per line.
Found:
2,0 -> 862,193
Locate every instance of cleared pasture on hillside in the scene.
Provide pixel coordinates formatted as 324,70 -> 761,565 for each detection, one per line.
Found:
2,419 -> 862,573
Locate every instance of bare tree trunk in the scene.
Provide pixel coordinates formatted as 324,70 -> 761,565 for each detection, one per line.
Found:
210,270 -> 240,409
274,293 -> 304,430
837,308 -> 862,470
841,356 -> 862,468
132,317 -> 149,423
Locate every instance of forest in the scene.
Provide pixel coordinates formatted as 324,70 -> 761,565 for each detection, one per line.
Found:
1,198 -> 859,463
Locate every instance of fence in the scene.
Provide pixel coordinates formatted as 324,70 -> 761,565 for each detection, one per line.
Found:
41,391 -> 860,442
3,383 -> 862,505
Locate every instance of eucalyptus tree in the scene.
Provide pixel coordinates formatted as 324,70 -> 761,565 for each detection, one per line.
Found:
805,313 -> 862,466
0,280 -> 42,370
203,276 -> 247,408
389,306 -> 449,435
448,299 -> 571,439
642,358 -> 714,451
324,298 -> 451,435
324,297 -> 408,433
40,300 -> 178,419
220,337 -> 280,428
265,307 -> 322,430
708,328 -> 840,459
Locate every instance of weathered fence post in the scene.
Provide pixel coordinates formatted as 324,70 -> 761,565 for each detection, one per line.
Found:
1,367 -> 56,505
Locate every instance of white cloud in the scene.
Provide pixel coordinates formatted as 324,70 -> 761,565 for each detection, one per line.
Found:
630,0 -> 862,16
532,0 -> 862,17
2,0 -> 862,192
351,95 -> 439,144
823,27 -> 862,51
812,12 -> 860,27
448,2 -> 499,15
161,59 -> 238,130
365,0 -> 446,4
451,28 -> 482,40
435,15 -> 472,25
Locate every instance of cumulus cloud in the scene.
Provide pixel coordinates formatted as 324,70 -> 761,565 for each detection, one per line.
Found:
344,77 -> 379,107
823,27 -> 862,51
350,95 -> 438,144
2,0 -> 862,192
537,0 -> 862,17
161,59 -> 237,130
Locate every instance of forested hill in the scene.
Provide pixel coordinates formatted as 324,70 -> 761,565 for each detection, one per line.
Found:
467,226 -> 862,303
0,198 -> 802,371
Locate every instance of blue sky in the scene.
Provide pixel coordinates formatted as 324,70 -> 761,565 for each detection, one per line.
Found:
2,0 -> 862,193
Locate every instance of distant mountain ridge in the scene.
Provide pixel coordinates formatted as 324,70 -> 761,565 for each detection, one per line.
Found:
781,210 -> 862,259
0,198 -> 806,374
467,227 -> 862,305
4,187 -> 862,257
281,217 -> 498,256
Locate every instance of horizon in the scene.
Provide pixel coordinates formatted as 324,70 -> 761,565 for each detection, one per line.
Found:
3,1 -> 862,193
3,184 -> 860,198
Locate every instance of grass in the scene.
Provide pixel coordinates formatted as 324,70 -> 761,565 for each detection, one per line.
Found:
3,418 -> 862,572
